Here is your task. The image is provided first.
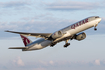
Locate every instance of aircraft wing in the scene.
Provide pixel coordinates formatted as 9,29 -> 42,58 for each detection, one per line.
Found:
5,30 -> 52,39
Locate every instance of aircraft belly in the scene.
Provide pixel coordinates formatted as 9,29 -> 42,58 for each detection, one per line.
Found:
28,40 -> 52,50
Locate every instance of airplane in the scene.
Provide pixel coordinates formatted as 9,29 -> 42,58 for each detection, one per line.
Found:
5,16 -> 101,51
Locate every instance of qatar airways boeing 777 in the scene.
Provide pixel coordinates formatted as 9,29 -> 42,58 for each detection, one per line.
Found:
6,16 -> 101,51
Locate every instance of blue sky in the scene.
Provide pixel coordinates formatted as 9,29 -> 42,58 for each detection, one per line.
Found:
0,0 -> 105,70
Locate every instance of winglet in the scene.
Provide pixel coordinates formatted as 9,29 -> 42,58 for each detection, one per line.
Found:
5,30 -> 9,32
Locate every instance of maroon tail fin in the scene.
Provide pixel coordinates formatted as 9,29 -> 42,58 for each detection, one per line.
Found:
20,35 -> 32,46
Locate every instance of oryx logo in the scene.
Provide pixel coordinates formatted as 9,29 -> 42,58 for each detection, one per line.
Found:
20,35 -> 30,46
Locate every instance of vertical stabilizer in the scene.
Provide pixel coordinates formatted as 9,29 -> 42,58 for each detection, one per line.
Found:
20,35 -> 32,47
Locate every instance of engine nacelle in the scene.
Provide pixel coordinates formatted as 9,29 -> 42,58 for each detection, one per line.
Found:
51,31 -> 64,39
75,32 -> 86,41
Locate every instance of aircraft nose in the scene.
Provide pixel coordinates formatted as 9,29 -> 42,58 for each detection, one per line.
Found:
98,18 -> 101,23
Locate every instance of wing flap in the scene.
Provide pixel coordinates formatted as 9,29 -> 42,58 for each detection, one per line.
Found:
9,47 -> 28,49
5,30 -> 52,39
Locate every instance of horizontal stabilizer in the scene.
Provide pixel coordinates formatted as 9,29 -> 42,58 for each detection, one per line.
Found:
9,47 -> 28,49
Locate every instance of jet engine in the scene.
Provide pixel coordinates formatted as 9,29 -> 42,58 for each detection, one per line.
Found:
75,32 -> 86,41
51,31 -> 64,39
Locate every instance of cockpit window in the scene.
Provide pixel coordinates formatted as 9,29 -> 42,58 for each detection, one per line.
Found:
95,16 -> 99,18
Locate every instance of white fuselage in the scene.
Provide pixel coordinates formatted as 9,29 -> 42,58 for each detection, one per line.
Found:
53,16 -> 101,43
23,16 -> 101,51
22,39 -> 52,51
